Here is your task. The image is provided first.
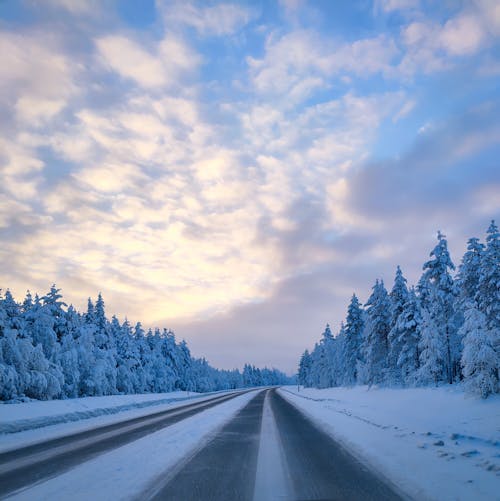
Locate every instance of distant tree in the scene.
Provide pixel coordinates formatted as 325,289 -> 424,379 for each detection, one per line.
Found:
298,349 -> 311,386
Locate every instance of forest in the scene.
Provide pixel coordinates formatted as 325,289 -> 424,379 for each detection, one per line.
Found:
298,220 -> 499,398
0,288 -> 290,401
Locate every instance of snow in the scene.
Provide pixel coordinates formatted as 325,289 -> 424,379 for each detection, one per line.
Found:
0,390 -> 233,453
279,385 -> 500,501
253,390 -> 291,501
7,390 -> 259,501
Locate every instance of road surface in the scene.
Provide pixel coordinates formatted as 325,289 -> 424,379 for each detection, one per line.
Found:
1,388 -> 407,500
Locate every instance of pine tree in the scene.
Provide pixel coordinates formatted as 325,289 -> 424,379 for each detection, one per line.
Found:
364,280 -> 391,386
457,237 -> 484,308
387,266 -> 409,385
342,294 -> 364,385
316,324 -> 335,388
58,305 -> 81,397
41,285 -> 67,343
460,305 -> 498,398
418,308 -> 445,386
420,231 -> 459,384
298,349 -> 311,386
477,221 -> 500,361
396,288 -> 422,385
88,293 -> 117,396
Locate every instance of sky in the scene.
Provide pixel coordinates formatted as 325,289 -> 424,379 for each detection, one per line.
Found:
0,0 -> 499,374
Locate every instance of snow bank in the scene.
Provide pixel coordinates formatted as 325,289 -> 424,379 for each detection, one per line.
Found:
0,390 -> 232,453
279,385 -> 500,501
0,391 -> 213,434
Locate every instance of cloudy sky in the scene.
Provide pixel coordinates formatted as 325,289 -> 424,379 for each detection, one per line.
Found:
1,0 -> 499,373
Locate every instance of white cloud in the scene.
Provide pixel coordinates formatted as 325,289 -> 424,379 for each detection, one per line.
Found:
0,30 -> 75,124
440,13 -> 486,56
96,34 -> 199,89
248,30 -> 399,100
160,1 -> 257,36
398,6 -> 496,75
44,0 -> 103,16
474,0 -> 500,36
15,96 -> 66,124
375,0 -> 420,13
96,35 -> 168,88
76,163 -> 150,194
393,99 -> 416,122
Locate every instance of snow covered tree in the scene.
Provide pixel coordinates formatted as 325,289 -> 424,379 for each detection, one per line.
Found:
417,308 -> 445,386
457,237 -> 484,308
41,285 -> 67,343
419,231 -> 459,384
460,305 -> 498,398
314,324 -> 335,388
0,285 -> 292,401
91,294 -> 117,395
57,305 -> 81,397
298,349 -> 312,386
477,221 -> 500,325
342,294 -> 364,385
387,266 -> 409,385
396,288 -> 422,386
363,280 -> 391,386
477,221 -> 500,364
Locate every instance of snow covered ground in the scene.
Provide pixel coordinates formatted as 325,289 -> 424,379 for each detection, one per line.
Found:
0,390 -> 232,453
279,385 -> 500,501
6,390 -> 259,500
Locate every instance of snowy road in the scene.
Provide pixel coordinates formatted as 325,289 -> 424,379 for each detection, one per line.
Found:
145,388 -> 404,501
3,388 -> 406,501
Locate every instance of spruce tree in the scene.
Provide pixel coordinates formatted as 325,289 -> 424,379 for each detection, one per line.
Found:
419,231 -> 459,384
396,288 -> 422,385
364,280 -> 391,386
387,266 -> 409,385
460,305 -> 498,398
457,237 -> 484,308
343,294 -> 364,385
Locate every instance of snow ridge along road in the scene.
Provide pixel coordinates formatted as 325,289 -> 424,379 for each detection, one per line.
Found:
0,389 -> 251,497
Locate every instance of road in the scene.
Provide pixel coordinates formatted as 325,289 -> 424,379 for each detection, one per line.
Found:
1,388 -> 407,501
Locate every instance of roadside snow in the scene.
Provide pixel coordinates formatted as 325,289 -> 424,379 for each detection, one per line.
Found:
279,386 -> 500,501
253,390 -> 292,501
8,390 -> 260,501
0,390 -> 232,453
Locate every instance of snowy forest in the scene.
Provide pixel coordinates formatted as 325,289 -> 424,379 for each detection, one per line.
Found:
0,289 -> 291,401
298,220 -> 500,398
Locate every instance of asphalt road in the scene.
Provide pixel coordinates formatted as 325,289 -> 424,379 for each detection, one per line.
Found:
146,389 -> 266,501
270,389 -> 403,501
144,388 -> 405,501
0,390 -> 249,497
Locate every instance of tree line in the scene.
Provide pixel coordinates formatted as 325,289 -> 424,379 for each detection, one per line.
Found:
0,289 -> 291,401
298,220 -> 499,398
